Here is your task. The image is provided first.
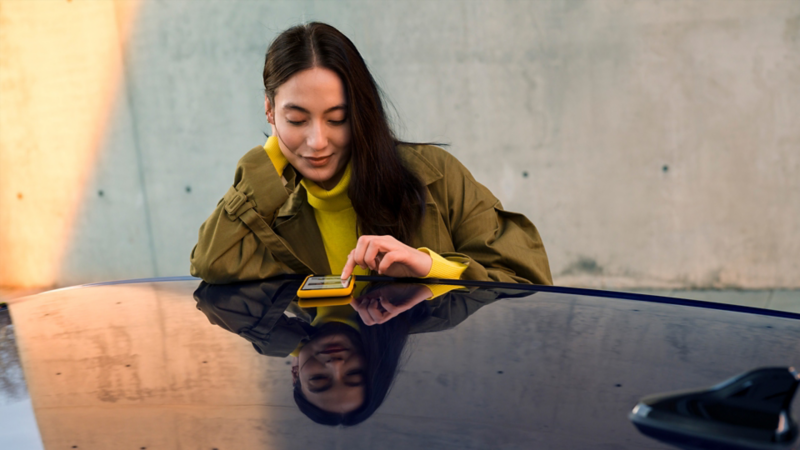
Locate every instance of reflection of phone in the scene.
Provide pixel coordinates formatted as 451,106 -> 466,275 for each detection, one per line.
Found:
297,275 -> 354,298
298,296 -> 354,308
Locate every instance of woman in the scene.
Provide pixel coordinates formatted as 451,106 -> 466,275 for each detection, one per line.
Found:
189,21 -> 552,424
189,22 -> 552,287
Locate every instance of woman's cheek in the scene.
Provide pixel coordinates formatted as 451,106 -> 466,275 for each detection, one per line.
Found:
335,128 -> 352,149
279,132 -> 305,153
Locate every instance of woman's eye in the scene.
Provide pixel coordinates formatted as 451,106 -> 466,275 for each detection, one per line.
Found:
309,375 -> 328,381
329,119 -> 347,126
286,119 -> 305,125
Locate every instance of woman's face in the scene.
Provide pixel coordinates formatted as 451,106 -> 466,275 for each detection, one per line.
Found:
266,67 -> 352,190
292,331 -> 366,414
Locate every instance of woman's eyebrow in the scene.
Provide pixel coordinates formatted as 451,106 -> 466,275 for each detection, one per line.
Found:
283,103 -> 346,114
324,105 -> 347,113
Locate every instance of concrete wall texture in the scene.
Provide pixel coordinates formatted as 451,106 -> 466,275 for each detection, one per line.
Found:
1,0 -> 799,289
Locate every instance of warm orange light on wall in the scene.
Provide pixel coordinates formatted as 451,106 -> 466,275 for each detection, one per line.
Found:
0,0 -> 140,289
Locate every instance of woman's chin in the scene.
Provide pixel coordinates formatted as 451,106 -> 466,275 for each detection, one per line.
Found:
297,169 -> 332,186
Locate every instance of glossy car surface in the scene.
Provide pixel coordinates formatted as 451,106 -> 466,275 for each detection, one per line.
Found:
9,276 -> 800,449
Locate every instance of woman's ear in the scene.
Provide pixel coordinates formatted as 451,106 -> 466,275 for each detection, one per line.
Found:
291,356 -> 299,385
265,95 -> 277,136
265,95 -> 274,124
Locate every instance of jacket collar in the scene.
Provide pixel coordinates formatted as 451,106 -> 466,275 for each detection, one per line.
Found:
398,144 -> 444,186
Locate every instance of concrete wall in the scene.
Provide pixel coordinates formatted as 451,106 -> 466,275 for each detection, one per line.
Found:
2,0 -> 799,289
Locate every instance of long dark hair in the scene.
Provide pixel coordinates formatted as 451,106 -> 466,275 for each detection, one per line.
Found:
263,22 -> 426,244
293,300 -> 430,426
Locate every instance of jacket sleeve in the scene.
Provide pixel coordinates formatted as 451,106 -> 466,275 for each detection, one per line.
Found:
435,150 -> 553,285
189,146 -> 293,284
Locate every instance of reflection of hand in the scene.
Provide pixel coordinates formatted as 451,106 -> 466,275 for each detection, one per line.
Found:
340,235 -> 433,280
350,284 -> 433,326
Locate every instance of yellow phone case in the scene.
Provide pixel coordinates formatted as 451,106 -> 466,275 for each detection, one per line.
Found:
297,275 -> 355,298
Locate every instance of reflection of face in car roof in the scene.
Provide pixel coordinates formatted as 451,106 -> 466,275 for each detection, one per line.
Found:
292,322 -> 365,414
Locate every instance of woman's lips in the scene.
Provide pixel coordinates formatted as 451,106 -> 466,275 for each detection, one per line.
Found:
304,155 -> 332,167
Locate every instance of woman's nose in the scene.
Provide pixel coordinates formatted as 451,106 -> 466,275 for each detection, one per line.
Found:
307,122 -> 328,150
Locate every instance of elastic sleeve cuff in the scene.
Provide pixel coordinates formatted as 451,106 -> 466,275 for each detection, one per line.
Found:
264,136 -> 289,177
418,247 -> 468,279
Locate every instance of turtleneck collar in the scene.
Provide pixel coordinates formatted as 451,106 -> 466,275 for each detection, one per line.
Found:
301,162 -> 353,212
264,135 -> 353,212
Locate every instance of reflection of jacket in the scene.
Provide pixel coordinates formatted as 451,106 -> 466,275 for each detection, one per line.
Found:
194,278 -> 534,357
194,279 -> 313,357
190,144 -> 552,285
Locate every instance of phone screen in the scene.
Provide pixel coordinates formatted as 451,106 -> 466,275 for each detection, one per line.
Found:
301,275 -> 351,290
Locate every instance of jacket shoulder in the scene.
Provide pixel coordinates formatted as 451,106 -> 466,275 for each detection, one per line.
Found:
231,145 -> 279,187
237,145 -> 271,171
398,143 -> 460,168
397,143 -> 469,185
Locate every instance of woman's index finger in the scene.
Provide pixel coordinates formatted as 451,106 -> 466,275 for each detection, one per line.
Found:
341,251 -> 356,281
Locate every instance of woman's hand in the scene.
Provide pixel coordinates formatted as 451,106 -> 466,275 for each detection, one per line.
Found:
340,235 -> 432,280
350,284 -> 433,326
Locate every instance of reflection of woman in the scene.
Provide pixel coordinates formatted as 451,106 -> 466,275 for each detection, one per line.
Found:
189,22 -> 552,286
195,279 -> 520,425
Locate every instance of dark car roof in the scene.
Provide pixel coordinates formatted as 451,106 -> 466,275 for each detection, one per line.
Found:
10,276 -> 800,449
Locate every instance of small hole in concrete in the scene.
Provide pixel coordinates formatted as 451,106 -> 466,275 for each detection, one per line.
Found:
615,384 -> 622,387
522,171 -> 529,178
662,165 -> 669,173
186,186 -> 192,193
497,371 -> 504,374
285,361 -> 291,365
98,190 -> 104,197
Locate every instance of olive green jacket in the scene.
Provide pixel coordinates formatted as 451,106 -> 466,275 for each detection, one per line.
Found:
190,144 -> 552,285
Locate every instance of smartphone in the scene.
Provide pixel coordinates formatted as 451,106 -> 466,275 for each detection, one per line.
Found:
297,275 -> 355,298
